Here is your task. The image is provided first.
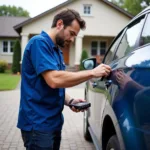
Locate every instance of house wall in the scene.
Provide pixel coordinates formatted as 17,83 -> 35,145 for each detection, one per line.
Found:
22,0 -> 130,36
78,0 -> 130,36
20,0 -> 131,66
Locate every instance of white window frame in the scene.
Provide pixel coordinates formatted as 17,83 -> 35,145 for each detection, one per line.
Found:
91,41 -> 107,56
83,4 -> 92,16
2,40 -> 14,54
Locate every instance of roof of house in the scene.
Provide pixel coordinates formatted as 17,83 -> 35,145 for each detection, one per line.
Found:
0,16 -> 29,38
14,0 -> 133,33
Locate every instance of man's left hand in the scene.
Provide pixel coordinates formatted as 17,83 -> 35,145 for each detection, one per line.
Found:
70,98 -> 86,113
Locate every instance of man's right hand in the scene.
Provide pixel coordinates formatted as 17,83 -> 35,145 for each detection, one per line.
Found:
91,64 -> 111,78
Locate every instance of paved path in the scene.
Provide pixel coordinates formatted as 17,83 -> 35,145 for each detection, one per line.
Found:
0,84 -> 95,150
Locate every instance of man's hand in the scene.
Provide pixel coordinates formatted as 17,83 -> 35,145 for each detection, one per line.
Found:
69,98 -> 86,113
92,64 -> 111,78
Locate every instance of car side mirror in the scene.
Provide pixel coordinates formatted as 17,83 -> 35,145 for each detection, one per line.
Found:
82,58 -> 97,70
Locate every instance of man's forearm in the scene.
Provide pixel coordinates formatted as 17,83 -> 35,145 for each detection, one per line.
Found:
42,70 -> 93,88
42,63 -> 111,89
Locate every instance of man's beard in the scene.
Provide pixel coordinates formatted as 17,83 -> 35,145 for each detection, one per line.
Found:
55,29 -> 65,48
56,35 -> 65,48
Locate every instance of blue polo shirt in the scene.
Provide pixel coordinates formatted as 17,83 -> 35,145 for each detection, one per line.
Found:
17,31 -> 66,131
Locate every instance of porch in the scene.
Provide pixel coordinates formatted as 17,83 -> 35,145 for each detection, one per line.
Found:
21,33 -> 114,70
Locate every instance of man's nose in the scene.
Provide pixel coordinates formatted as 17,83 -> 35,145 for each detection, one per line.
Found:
70,37 -> 75,43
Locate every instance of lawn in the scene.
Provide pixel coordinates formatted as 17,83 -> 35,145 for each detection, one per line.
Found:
0,70 -> 21,91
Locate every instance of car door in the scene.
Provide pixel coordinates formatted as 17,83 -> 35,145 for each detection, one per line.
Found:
91,30 -> 126,141
103,14 -> 147,150
138,15 -> 150,150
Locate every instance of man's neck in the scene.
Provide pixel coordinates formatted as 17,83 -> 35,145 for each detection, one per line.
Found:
48,29 -> 56,45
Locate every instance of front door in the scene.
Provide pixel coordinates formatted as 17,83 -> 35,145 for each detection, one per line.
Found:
61,46 -> 69,65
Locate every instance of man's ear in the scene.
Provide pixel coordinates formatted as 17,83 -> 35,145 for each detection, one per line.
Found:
56,19 -> 64,30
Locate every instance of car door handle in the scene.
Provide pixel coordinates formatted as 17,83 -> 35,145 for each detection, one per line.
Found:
92,82 -> 97,88
105,80 -> 112,88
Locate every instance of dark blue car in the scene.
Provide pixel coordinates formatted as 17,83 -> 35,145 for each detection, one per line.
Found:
83,6 -> 150,150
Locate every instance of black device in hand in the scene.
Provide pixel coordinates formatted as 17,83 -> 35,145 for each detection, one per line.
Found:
69,102 -> 91,110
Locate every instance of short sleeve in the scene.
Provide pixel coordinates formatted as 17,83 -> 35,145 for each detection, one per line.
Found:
30,38 -> 58,75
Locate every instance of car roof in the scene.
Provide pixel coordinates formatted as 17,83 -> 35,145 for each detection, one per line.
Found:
140,6 -> 150,14
115,6 -> 150,39
129,6 -> 150,24
104,6 -> 150,59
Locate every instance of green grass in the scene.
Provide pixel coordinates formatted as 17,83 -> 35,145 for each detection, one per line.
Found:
0,70 -> 20,91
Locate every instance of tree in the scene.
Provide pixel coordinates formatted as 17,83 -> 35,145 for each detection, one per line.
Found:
0,5 -> 30,17
12,40 -> 21,74
111,0 -> 124,7
80,50 -> 89,70
111,0 -> 150,16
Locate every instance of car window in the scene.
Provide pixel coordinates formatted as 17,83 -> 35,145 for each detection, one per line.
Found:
114,16 -> 145,60
104,31 -> 124,64
140,13 -> 150,46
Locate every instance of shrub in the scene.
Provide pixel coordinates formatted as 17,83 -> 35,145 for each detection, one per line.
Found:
0,60 -> 8,73
12,40 -> 21,74
80,49 -> 88,70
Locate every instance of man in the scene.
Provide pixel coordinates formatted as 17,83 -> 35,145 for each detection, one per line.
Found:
17,9 -> 111,150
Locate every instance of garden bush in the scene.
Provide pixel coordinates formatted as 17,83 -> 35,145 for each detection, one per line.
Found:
0,60 -> 8,73
80,49 -> 88,70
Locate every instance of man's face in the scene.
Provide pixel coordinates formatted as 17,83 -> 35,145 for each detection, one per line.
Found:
56,19 -> 80,48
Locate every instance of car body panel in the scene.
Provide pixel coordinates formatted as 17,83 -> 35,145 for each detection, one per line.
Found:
109,45 -> 150,150
86,79 -> 108,138
102,101 -> 125,150
92,80 -> 109,140
85,6 -> 150,150
86,79 -> 97,135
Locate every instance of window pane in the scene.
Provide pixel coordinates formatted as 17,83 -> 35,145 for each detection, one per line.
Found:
84,6 -> 86,14
100,49 -> 106,55
10,41 -> 14,52
91,49 -> 97,55
140,14 -> 150,46
101,42 -> 106,48
84,6 -> 87,13
115,16 -> 145,59
100,42 -> 106,55
3,41 -> 8,52
3,48 -> 7,52
4,41 -> 7,46
91,41 -> 97,56
92,41 -> 97,48
84,5 -> 91,14
104,32 -> 123,64
88,6 -> 91,14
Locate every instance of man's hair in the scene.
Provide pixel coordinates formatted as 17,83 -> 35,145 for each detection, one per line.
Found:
51,9 -> 86,30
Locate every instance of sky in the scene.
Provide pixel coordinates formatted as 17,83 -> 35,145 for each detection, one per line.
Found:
0,0 -> 67,17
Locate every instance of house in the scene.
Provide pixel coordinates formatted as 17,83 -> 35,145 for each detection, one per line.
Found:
0,16 -> 29,67
14,0 -> 133,69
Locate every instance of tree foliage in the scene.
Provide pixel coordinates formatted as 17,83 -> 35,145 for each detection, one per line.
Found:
0,5 -> 30,17
12,40 -> 21,74
111,0 -> 150,16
